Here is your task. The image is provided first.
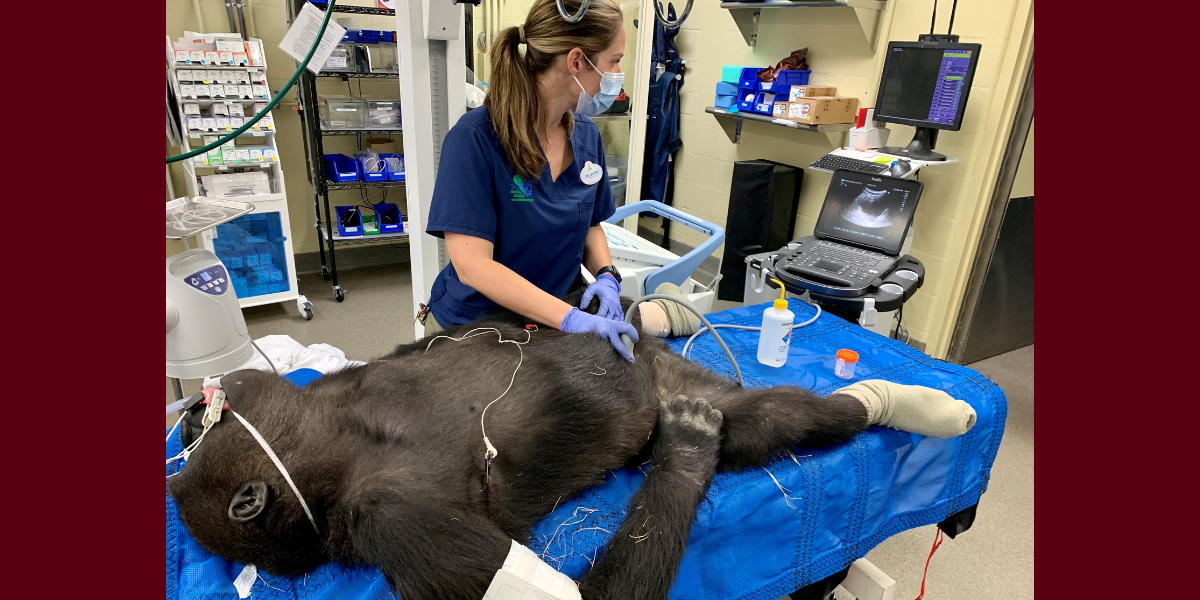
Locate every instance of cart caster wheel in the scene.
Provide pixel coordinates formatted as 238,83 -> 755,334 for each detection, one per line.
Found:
303,308 -> 314,320
335,288 -> 345,302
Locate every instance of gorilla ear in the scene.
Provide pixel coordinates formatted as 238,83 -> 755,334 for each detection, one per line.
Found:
228,480 -> 271,523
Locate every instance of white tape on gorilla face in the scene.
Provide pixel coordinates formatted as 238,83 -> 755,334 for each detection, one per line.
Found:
482,541 -> 581,600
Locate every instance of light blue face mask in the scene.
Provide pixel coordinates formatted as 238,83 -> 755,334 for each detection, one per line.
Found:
573,54 -> 624,116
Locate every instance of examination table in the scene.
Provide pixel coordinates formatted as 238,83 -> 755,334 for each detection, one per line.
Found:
166,300 -> 1007,599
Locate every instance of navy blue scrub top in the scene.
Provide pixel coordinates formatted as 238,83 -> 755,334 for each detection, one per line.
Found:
425,107 -> 616,326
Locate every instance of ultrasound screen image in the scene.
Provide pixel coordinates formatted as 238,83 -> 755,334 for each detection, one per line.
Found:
841,186 -> 894,229
814,172 -> 922,254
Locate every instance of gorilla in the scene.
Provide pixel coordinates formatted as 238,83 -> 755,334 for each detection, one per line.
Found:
168,296 -> 971,600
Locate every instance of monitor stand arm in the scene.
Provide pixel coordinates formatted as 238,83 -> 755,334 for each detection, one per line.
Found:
879,127 -> 946,161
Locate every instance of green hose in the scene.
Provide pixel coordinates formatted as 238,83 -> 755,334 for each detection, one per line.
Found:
166,0 -> 338,164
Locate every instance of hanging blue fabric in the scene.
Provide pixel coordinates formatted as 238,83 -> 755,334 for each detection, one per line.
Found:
640,3 -> 685,208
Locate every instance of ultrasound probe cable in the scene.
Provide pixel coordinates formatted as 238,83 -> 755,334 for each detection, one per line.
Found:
622,294 -> 745,387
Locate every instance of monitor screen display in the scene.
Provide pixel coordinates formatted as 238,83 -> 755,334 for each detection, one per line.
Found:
875,43 -> 980,130
814,171 -> 923,255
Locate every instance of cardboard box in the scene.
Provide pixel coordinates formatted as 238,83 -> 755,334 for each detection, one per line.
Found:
788,85 -> 838,101
772,102 -> 789,118
368,138 -> 396,153
785,97 -> 860,125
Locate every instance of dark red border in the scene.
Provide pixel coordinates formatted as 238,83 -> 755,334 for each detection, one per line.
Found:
9,3 -> 163,595
1037,2 -> 1191,593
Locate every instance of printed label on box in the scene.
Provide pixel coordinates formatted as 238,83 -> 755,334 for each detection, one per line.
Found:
204,51 -> 219,64
206,70 -> 219,83
187,117 -> 203,130
184,103 -> 200,115
202,118 -> 217,131
180,84 -> 196,98
252,85 -> 268,98
236,149 -> 250,162
175,50 -> 190,63
789,103 -> 810,119
217,118 -> 230,130
213,103 -> 229,116
233,52 -> 248,66
216,39 -> 244,52
225,84 -> 240,96
211,86 -> 224,98
249,149 -> 263,161
190,50 -> 205,63
229,103 -> 245,117
326,56 -> 348,68
218,51 -> 233,64
239,85 -> 253,98
231,117 -> 243,128
263,149 -> 278,161
237,71 -> 251,84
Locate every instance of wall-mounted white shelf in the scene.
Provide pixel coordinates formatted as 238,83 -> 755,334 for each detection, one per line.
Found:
706,106 -> 852,144
720,1 -> 886,49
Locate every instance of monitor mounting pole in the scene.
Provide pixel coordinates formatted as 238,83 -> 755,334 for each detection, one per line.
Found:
395,0 -> 468,338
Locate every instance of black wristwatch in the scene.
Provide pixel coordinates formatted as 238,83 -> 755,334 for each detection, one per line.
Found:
597,265 -> 622,283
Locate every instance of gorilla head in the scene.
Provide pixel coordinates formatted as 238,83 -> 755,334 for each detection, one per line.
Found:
168,370 -> 337,575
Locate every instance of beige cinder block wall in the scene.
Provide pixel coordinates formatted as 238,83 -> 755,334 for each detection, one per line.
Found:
645,0 -> 1033,358
166,0 -> 404,259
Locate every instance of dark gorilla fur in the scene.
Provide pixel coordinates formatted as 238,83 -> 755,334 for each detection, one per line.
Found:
169,292 -> 869,600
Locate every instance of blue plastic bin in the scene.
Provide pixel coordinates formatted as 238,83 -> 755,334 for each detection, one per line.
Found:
335,206 -> 364,237
715,81 -> 738,96
341,30 -> 360,43
323,154 -> 360,182
377,153 -> 405,181
758,69 -> 811,93
268,283 -> 282,294
715,94 -> 736,109
736,88 -> 757,112
753,91 -> 777,114
355,153 -> 388,181
358,30 -> 381,44
373,203 -> 404,233
381,31 -> 395,43
738,67 -> 762,90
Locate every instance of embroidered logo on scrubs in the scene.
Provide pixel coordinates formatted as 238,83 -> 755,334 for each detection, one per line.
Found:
509,175 -> 534,201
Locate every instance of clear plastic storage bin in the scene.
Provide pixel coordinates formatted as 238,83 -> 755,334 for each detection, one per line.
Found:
365,99 -> 401,128
322,44 -> 357,72
320,96 -> 367,129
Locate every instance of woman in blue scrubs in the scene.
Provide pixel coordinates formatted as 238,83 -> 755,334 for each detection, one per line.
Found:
423,0 -> 640,360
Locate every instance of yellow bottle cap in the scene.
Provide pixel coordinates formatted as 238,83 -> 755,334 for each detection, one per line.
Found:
771,278 -> 788,310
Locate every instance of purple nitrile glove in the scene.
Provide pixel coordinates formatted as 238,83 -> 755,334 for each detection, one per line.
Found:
580,273 -> 625,321
560,307 -> 640,362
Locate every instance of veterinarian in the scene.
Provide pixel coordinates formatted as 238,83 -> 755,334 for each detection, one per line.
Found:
420,0 -> 641,361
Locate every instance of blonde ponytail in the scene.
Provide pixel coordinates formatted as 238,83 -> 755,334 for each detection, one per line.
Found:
484,0 -> 623,181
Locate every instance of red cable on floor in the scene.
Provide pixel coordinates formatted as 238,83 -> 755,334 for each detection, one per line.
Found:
913,528 -> 944,600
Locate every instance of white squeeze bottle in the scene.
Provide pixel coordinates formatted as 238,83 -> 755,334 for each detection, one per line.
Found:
757,279 -> 794,367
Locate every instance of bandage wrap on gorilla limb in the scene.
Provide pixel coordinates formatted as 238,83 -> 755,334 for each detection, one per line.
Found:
833,380 -> 977,438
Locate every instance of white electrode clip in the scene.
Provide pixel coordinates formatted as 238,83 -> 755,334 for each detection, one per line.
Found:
202,389 -> 227,427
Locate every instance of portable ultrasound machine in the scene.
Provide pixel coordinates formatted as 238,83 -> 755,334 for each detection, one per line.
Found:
582,200 -> 725,314
745,169 -> 926,338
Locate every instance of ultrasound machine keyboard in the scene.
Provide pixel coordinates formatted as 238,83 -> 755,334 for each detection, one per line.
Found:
814,241 -> 887,267
785,241 -> 893,283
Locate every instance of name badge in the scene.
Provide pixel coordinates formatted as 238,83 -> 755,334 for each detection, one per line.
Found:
580,161 -> 603,186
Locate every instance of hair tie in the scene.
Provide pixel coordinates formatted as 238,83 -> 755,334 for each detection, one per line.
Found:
518,24 -> 527,44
